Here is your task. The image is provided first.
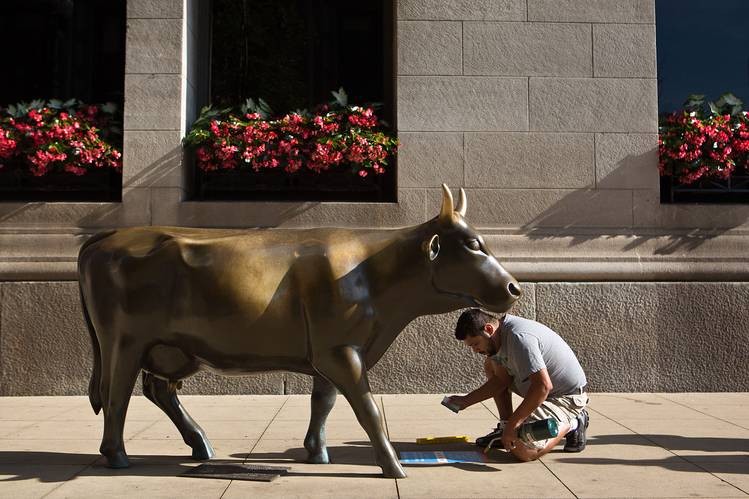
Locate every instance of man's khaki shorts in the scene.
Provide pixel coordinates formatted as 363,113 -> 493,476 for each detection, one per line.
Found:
523,392 -> 589,449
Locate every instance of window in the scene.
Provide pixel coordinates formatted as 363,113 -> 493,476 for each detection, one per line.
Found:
0,0 -> 125,202
656,0 -> 749,203
189,0 -> 396,202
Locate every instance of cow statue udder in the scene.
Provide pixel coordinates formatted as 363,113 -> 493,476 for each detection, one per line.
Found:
78,184 -> 521,478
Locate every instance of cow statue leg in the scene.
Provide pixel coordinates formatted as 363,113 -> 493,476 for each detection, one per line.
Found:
142,372 -> 215,460
314,346 -> 406,478
98,340 -> 142,468
304,375 -> 337,464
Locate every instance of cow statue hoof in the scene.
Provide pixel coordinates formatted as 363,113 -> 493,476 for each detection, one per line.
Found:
381,461 -> 407,479
190,442 -> 215,461
103,450 -> 130,469
305,450 -> 329,464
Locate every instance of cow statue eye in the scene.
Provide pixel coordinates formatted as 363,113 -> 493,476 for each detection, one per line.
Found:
466,239 -> 481,251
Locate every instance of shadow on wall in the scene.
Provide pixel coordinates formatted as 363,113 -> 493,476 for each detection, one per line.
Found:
520,146 -> 749,254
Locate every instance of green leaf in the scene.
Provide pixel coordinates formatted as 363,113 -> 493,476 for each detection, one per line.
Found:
7,104 -> 17,117
101,102 -> 118,114
721,93 -> 742,107
683,94 -> 704,108
257,98 -> 273,118
29,99 -> 44,110
331,87 -> 348,107
708,101 -> 721,115
48,99 -> 63,109
63,98 -> 77,108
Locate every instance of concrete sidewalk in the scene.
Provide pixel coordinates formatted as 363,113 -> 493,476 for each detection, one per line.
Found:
0,393 -> 747,498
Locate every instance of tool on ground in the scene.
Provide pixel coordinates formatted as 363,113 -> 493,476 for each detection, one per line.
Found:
416,435 -> 470,444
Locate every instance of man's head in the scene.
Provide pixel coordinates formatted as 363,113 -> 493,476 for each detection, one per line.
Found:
454,308 -> 503,356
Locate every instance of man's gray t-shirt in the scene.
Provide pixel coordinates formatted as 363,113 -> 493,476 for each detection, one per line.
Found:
490,314 -> 586,398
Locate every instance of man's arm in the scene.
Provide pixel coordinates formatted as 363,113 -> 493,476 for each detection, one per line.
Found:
447,364 -> 511,409
501,368 -> 553,450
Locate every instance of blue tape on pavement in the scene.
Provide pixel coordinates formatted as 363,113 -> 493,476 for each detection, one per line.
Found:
399,451 -> 488,464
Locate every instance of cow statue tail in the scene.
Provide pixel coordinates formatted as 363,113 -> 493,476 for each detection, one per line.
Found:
80,282 -> 102,415
78,230 -> 115,415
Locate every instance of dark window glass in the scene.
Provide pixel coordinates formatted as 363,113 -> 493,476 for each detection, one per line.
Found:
656,0 -> 749,203
0,0 -> 126,106
0,0 -> 125,202
193,0 -> 396,202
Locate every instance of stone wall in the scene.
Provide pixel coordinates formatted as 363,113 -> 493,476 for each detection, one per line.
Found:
1,0 -> 748,394
2,280 -> 747,395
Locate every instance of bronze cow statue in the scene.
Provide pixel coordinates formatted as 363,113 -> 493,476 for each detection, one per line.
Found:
78,185 -> 521,478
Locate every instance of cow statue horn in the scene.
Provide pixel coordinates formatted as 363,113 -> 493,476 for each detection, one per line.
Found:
456,188 -> 467,217
439,184 -> 454,221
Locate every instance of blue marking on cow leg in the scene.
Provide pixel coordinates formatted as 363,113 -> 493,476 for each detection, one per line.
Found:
304,375 -> 337,464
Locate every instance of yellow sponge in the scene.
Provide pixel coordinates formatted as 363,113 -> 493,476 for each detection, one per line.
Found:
416,435 -> 470,444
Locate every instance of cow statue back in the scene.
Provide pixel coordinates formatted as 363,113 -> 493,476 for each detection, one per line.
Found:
78,184 -> 521,478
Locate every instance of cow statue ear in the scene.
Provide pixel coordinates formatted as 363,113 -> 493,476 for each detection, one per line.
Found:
426,234 -> 440,261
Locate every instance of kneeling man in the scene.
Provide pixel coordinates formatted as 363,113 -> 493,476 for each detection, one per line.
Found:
446,309 -> 589,462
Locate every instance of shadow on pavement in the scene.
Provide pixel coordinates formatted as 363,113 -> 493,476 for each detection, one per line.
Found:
556,434 -> 749,474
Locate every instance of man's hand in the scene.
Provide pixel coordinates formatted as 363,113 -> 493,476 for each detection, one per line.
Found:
501,421 -> 520,451
445,395 -> 470,410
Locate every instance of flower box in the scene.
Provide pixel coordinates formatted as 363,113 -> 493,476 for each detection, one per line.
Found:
184,89 -> 398,202
0,167 -> 121,202
192,166 -> 393,202
659,93 -> 749,203
0,99 -> 123,202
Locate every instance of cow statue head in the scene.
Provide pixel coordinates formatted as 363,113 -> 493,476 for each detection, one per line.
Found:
424,184 -> 521,313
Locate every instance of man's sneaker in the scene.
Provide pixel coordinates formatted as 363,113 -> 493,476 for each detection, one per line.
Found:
475,421 -> 505,448
564,409 -> 589,452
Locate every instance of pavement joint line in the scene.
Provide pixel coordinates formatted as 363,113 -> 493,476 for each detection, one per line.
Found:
655,394 -> 749,432
38,454 -> 106,498
219,395 -> 291,499
538,457 -> 579,499
600,417 -> 749,497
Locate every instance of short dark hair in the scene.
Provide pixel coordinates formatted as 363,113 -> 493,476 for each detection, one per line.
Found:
454,309 -> 503,340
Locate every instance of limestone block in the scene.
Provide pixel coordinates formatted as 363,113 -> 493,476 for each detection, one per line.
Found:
151,188 -> 427,228
124,74 -> 182,131
428,187 -> 633,228
594,24 -> 656,78
464,22 -> 591,77
0,189 -> 150,229
398,21 -> 462,76
398,77 -> 528,131
596,133 -> 658,189
123,130 -> 184,188
398,0 -> 526,21
0,282 -> 90,395
126,19 -> 182,74
536,282 -> 749,391
465,132 -> 594,188
633,190 -> 749,229
127,0 -> 183,19
180,371 -> 284,395
397,132 -> 464,188
529,78 -> 657,133
528,0 -> 655,23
